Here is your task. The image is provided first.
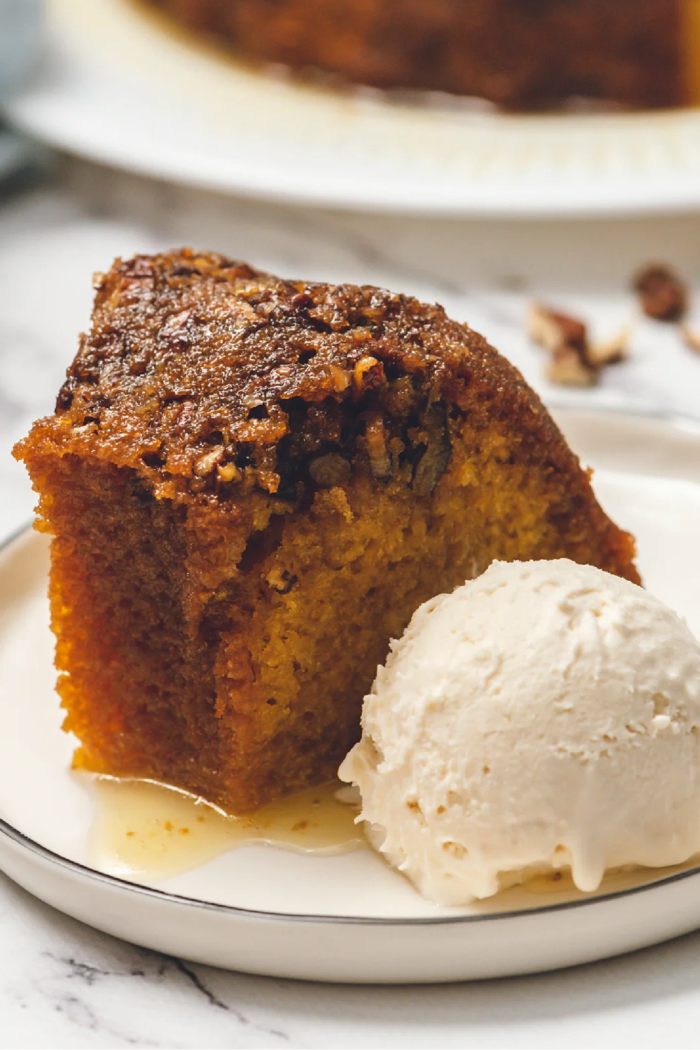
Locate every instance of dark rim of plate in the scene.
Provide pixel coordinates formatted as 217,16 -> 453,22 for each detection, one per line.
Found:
2,407 -> 700,927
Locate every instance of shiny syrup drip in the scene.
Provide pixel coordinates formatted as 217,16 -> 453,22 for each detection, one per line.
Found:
86,776 -> 364,881
523,870 -> 577,895
522,866 -> 644,895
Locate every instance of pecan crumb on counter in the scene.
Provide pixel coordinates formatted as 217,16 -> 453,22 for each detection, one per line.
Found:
546,347 -> 597,388
527,302 -> 628,387
527,303 -> 588,358
682,326 -> 700,355
528,302 -> 595,386
587,328 -> 630,368
633,264 -> 688,322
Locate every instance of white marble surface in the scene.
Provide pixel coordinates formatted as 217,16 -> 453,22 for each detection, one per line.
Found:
2,157 -> 700,1048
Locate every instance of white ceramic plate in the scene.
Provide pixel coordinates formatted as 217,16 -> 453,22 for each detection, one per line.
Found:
5,0 -> 700,217
4,408 -> 700,984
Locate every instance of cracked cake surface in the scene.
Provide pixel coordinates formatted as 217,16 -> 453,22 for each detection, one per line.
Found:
16,250 -> 639,812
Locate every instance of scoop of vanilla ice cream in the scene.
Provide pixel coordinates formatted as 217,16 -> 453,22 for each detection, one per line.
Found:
339,559 -> 700,905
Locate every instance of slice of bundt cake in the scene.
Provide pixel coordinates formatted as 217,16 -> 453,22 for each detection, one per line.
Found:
15,251 -> 638,813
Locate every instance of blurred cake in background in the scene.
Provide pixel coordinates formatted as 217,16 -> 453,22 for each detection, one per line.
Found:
143,0 -> 700,110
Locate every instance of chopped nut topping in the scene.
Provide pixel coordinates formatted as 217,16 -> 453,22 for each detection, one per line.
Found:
309,452 -> 352,488
633,264 -> 688,322
160,308 -> 194,340
266,567 -> 298,594
193,445 -> 225,476
217,462 -> 242,483
413,402 -> 452,496
364,411 -> 392,479
329,366 -> 351,393
354,355 -> 378,386
178,400 -> 195,426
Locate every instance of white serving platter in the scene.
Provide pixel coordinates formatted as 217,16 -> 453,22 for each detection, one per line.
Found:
5,0 -> 700,217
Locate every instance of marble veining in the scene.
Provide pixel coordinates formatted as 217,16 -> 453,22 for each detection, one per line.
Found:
2,157 -> 700,1048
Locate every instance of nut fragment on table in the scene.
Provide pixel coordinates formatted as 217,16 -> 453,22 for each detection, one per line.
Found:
682,326 -> 700,355
528,303 -> 596,386
528,302 -> 631,387
633,264 -> 688,322
546,347 -> 597,388
527,303 -> 588,356
587,328 -> 630,368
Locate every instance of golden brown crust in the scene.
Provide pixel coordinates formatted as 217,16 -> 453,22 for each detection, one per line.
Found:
25,249 -> 604,509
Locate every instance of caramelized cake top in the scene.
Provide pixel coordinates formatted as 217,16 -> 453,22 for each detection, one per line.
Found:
25,249 -> 586,508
